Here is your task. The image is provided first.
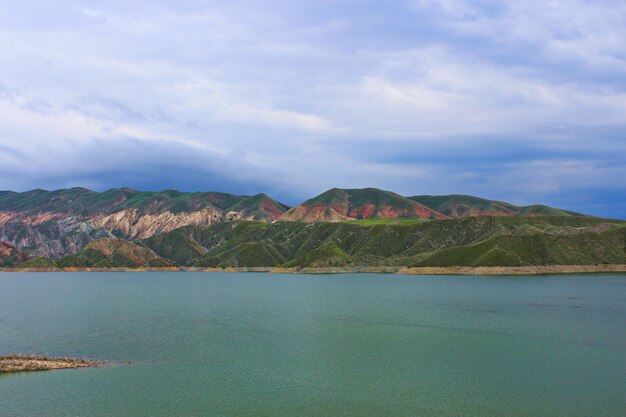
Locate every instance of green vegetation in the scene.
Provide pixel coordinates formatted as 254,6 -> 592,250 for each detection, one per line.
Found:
138,216 -> 626,268
408,194 -> 584,217
283,241 -> 352,267
0,187 -> 288,219
58,238 -> 174,268
343,218 -> 427,226
2,187 -> 622,270
413,227 -> 626,267
15,257 -> 58,268
343,188 -> 417,211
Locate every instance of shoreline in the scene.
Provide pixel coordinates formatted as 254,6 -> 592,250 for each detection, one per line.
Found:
1,264 -> 625,275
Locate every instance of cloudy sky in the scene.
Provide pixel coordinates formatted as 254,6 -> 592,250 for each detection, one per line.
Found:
0,0 -> 624,217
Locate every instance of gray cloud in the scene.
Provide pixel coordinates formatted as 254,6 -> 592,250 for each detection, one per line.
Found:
0,0 -> 624,217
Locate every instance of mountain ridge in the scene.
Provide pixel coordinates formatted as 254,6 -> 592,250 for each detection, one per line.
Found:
408,194 -> 584,218
278,188 -> 448,222
0,186 -> 603,263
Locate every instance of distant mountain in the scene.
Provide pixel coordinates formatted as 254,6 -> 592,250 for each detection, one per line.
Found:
279,188 -> 447,222
0,186 -> 596,262
0,188 -> 289,258
408,195 -> 584,218
0,187 -> 288,221
223,193 -> 289,221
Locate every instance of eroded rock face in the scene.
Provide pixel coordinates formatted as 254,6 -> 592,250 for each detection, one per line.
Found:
89,207 -> 223,240
0,215 -> 114,259
0,209 -> 225,258
0,188 -> 290,259
0,242 -> 29,266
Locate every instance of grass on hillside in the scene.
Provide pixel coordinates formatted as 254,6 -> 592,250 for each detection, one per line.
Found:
343,218 -> 428,226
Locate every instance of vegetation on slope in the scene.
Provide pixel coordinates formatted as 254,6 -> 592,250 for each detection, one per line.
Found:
140,217 -> 626,268
408,194 -> 583,218
283,242 -> 352,267
0,188 -> 290,258
58,238 -> 173,268
0,187 -> 288,220
279,188 -> 446,222
14,257 -> 58,268
1,187 -> 615,269
414,228 -> 626,267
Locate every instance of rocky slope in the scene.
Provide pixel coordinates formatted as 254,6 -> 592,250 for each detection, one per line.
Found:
0,242 -> 29,267
0,188 -> 288,258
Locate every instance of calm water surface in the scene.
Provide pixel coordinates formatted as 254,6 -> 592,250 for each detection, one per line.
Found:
0,272 -> 625,417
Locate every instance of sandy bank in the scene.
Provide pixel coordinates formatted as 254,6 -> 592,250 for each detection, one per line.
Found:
396,264 -> 626,275
0,355 -> 104,373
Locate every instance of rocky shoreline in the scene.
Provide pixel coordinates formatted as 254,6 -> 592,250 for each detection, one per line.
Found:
0,355 -> 104,373
1,264 -> 626,275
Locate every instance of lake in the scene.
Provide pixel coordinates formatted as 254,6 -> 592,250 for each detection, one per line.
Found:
0,272 -> 625,416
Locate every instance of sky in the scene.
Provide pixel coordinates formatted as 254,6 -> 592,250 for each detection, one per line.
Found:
0,0 -> 625,218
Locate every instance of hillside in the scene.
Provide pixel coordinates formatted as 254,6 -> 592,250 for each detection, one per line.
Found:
0,186 -> 603,264
0,242 -> 28,267
58,238 -> 173,268
408,195 -> 584,218
139,217 -> 626,268
279,188 -> 447,222
0,188 -> 289,258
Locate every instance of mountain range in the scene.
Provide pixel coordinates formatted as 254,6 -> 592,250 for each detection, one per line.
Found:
1,187 -> 622,270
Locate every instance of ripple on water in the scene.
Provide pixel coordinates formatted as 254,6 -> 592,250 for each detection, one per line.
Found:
0,272 -> 624,417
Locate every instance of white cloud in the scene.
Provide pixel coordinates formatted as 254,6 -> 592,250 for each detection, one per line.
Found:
0,0 -> 624,216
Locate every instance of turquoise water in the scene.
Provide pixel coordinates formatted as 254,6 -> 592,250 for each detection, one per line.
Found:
0,272 -> 624,417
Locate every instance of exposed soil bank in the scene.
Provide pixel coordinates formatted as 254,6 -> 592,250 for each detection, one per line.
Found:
1,265 -> 625,275
0,267 -> 181,272
396,264 -> 626,275
0,355 -> 104,373
271,266 -> 403,274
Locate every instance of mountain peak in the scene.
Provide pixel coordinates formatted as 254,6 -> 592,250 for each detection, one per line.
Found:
279,188 -> 447,222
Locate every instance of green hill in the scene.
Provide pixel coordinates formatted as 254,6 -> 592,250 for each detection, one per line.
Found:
58,238 -> 173,268
0,187 -> 289,219
283,241 -> 352,268
408,194 -> 583,218
140,217 -> 626,268
0,186 -> 612,269
279,188 -> 447,222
